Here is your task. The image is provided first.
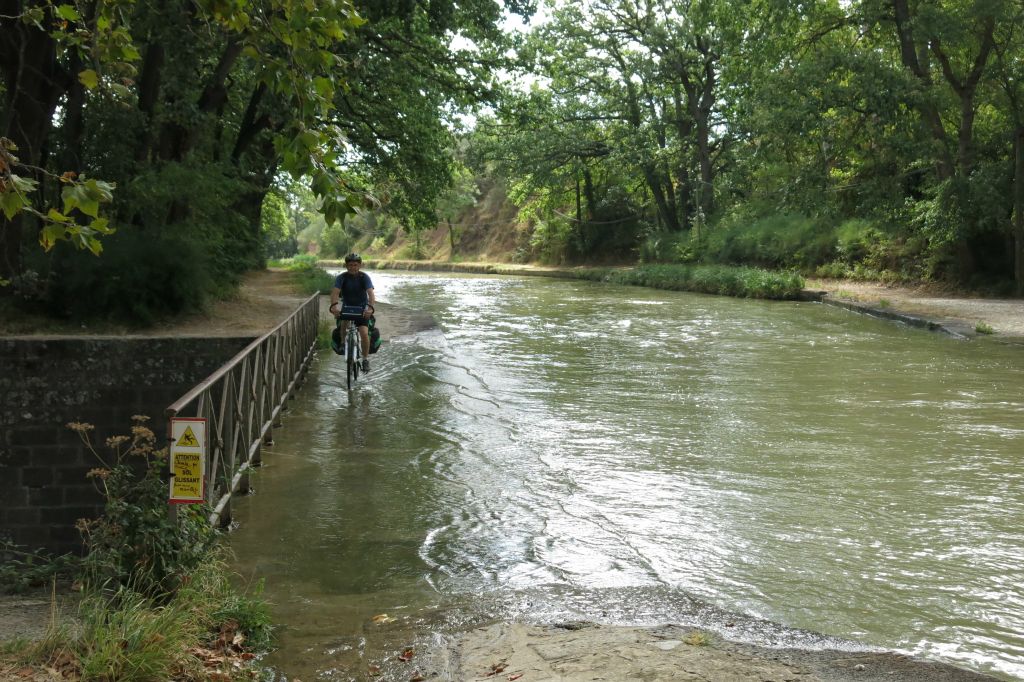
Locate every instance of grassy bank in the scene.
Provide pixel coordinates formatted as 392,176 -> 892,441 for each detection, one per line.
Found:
268,255 -> 334,295
354,259 -> 806,301
570,264 -> 805,300
3,553 -> 271,681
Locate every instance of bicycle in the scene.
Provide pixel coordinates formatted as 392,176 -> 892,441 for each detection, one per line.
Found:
339,317 -> 362,390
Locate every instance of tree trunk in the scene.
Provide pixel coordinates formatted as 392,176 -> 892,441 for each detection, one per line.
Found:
582,168 -> 597,222
0,6 -> 67,280
135,42 -> 165,162
695,41 -> 716,217
890,0 -> 955,179
575,177 -> 582,225
1015,127 -> 1024,295
671,84 -> 692,229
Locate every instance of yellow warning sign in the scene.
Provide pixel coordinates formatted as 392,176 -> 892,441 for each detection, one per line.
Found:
176,425 -> 201,448
170,418 -> 206,504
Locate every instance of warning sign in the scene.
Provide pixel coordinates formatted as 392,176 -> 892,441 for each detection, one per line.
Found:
169,418 -> 206,504
176,425 -> 200,448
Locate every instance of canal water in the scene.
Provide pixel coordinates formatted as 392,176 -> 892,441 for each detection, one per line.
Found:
230,271 -> 1024,680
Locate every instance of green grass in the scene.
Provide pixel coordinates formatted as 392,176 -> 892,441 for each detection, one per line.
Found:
975,321 -> 995,335
269,256 -> 334,295
317,317 -> 334,350
5,549 -> 272,681
571,264 -> 805,300
683,630 -> 712,646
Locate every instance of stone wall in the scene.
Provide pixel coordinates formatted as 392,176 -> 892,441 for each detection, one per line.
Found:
0,336 -> 252,555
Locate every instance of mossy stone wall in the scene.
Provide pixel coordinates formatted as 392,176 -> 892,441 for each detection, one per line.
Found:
0,337 -> 251,555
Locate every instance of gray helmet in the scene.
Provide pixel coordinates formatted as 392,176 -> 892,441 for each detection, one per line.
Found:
344,253 -> 362,263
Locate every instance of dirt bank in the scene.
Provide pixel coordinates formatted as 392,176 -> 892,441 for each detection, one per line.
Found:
456,622 -> 998,682
806,278 -> 1024,341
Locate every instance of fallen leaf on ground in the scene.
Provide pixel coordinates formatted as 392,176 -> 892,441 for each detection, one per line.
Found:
485,660 -> 508,676
368,663 -> 382,676
508,674 -> 524,681
397,648 -> 415,662
410,673 -> 426,681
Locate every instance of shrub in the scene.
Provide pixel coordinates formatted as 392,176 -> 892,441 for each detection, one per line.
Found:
0,543 -> 77,595
74,586 -> 201,680
35,229 -> 219,325
18,552 -> 273,681
638,231 -> 698,263
703,213 -> 835,270
573,264 -> 805,300
6,418 -> 275,680
68,417 -> 216,598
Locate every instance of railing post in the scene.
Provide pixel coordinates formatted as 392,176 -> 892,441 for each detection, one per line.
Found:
165,409 -> 178,524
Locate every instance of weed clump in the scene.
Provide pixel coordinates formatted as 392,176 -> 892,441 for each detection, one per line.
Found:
1,417 -> 273,680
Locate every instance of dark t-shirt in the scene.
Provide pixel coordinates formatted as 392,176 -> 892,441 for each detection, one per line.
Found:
333,271 -> 373,306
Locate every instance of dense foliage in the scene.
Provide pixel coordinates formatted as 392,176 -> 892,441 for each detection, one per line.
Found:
1,0 -> 530,320
463,0 -> 1024,292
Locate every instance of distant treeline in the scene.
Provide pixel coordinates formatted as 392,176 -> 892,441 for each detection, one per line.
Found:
456,0 -> 1024,295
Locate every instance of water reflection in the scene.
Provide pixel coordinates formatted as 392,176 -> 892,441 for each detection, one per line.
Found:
231,272 -> 1024,680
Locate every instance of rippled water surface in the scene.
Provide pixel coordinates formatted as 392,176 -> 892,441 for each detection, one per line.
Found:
230,272 -> 1024,680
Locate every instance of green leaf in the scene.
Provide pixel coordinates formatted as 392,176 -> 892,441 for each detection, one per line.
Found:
10,174 -> 38,193
78,69 -> 99,90
90,218 -> 114,235
120,44 -> 142,61
22,6 -> 45,28
61,183 -> 99,216
313,77 -> 334,99
40,223 -> 67,251
55,4 -> 81,21
109,83 -> 132,99
0,191 -> 26,220
46,208 -> 69,223
85,180 -> 115,203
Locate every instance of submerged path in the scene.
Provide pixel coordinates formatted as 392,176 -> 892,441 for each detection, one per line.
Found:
228,270 -> 1019,682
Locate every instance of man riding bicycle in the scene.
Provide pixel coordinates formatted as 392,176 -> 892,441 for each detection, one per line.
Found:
329,253 -> 376,372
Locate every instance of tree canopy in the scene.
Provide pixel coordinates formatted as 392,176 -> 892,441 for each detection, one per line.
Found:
468,0 -> 1024,290
0,0 -> 531,317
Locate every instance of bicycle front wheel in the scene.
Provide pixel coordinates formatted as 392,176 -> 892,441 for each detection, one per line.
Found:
346,333 -> 357,390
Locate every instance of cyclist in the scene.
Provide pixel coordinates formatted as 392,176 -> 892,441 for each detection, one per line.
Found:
329,253 -> 376,372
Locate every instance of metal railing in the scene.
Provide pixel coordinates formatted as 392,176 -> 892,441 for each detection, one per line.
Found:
165,293 -> 321,526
